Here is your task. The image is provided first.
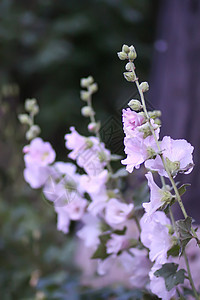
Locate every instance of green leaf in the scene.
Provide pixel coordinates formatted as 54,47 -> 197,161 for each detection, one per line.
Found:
154,263 -> 186,291
167,244 -> 180,258
113,226 -> 127,236
178,184 -> 191,196
91,243 -> 110,260
176,217 -> 193,254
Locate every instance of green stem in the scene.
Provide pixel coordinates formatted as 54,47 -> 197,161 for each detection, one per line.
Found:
169,207 -> 199,299
130,62 -> 199,242
87,94 -> 113,174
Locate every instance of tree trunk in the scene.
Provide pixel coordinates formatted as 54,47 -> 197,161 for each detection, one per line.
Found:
149,0 -> 200,221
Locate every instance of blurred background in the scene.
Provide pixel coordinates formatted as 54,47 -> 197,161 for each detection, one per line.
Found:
1,0 -> 200,299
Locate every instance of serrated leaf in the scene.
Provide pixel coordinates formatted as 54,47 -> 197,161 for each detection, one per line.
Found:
154,263 -> 186,291
176,217 -> 193,254
178,184 -> 191,196
167,244 -> 180,258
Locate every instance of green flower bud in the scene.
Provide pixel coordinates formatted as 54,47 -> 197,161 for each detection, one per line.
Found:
88,83 -> 98,94
25,98 -> 37,112
18,114 -> 32,125
148,110 -> 162,119
81,106 -> 94,117
117,51 -> 128,60
139,122 -> 152,139
139,82 -> 149,92
128,99 -> 142,111
80,90 -> 90,101
26,125 -> 41,140
122,44 -> 130,53
154,118 -> 161,126
165,157 -> 180,177
128,49 -> 137,61
80,76 -> 94,88
125,62 -> 134,71
123,72 -> 136,82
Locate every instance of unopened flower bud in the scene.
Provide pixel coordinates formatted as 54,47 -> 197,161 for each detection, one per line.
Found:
81,106 -> 94,117
128,99 -> 142,111
80,90 -> 90,101
25,99 -> 37,112
18,114 -> 32,125
88,83 -> 98,93
148,110 -> 162,119
88,122 -> 100,133
117,51 -> 128,60
128,49 -> 137,61
154,118 -> 161,126
139,82 -> 149,92
80,76 -> 94,88
122,44 -> 130,53
123,72 -> 136,82
26,125 -> 41,140
125,62 -> 134,71
139,122 -> 152,139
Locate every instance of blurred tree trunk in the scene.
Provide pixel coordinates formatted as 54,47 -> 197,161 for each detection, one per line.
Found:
149,0 -> 200,221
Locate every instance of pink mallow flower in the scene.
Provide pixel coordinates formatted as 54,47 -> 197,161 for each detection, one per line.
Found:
140,211 -> 172,264
23,137 -> 56,167
65,127 -> 110,176
122,108 -> 144,138
76,214 -> 101,249
23,137 -> 56,188
119,248 -> 152,289
145,136 -> 194,177
143,172 -> 169,217
105,198 -> 134,226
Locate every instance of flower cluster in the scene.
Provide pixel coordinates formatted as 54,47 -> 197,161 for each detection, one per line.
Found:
19,46 -> 200,299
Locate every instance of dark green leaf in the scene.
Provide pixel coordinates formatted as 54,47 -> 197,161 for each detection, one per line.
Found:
167,244 -> 180,258
91,243 -> 110,260
176,217 -> 193,254
154,263 -> 186,291
178,184 -> 191,196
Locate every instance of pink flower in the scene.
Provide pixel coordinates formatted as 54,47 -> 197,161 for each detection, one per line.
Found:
149,263 -> 177,300
55,206 -> 70,234
23,137 -> 56,167
97,255 -> 116,276
64,126 -> 86,160
65,127 -> 110,176
65,196 -> 87,220
145,136 -> 194,177
76,214 -> 101,249
122,108 -> 144,138
24,165 -> 51,189
105,198 -> 134,226
121,134 -> 158,173
140,212 -> 172,264
80,170 -> 108,195
120,248 -> 151,288
106,234 -> 128,254
143,172 -> 165,217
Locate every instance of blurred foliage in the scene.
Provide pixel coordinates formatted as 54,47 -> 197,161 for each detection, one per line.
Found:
0,0 -> 157,158
0,1 -> 158,298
